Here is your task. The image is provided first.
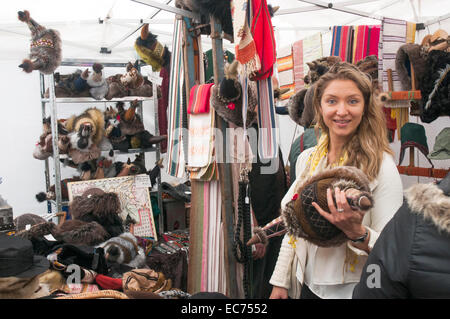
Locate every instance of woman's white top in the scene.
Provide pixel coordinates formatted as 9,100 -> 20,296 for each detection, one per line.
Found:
269,147 -> 403,299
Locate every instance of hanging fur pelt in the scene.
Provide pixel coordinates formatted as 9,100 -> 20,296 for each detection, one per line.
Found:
17,10 -> 62,74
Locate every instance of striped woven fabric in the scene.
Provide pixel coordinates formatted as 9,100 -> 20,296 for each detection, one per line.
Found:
292,40 -> 304,92
331,26 -> 353,62
276,46 -> 295,100
166,19 -> 186,178
256,77 -> 278,160
378,17 -> 407,92
188,83 -> 214,114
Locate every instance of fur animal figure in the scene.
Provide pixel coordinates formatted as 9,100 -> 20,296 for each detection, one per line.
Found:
35,177 -> 81,203
69,188 -> 124,238
117,100 -> 145,136
304,56 -> 342,85
33,117 -> 71,160
65,108 -> 105,151
18,10 -> 62,74
97,232 -> 146,268
87,63 -> 109,100
135,24 -> 171,72
120,62 -> 154,97
46,69 -> 91,98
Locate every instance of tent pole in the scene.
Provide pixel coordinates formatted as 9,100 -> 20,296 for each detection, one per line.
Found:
276,0 -> 382,16
299,0 -> 384,20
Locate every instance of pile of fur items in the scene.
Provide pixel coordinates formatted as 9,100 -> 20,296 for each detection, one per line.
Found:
18,10 -> 62,74
45,61 -> 158,100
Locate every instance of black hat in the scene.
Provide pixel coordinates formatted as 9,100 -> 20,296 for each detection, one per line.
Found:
0,235 -> 49,278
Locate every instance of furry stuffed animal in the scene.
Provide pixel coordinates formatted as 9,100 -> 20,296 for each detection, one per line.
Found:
65,108 -> 105,151
46,69 -> 91,98
18,10 -> 62,74
97,232 -> 146,268
135,24 -> 171,72
33,117 -> 71,160
35,177 -> 81,203
87,63 -> 109,100
304,56 -> 342,85
69,188 -> 124,238
120,62 -> 154,97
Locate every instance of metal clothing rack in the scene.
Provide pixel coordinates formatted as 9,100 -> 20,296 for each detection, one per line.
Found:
40,59 -> 164,233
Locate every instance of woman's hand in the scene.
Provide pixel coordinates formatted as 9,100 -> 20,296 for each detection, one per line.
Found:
252,243 -> 266,260
311,187 -> 367,240
270,286 -> 289,299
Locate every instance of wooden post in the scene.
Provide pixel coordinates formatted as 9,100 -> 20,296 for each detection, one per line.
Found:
211,18 -> 238,299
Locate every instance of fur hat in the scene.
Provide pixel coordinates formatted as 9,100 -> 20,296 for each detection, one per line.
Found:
53,220 -> 110,246
419,50 -> 450,123
97,232 -> 146,268
287,84 -> 316,128
356,55 -> 379,88
13,213 -> 46,232
281,166 -> 374,247
210,61 -> 258,128
135,25 -> 171,72
69,188 -> 124,238
395,44 -> 427,91
304,56 -> 342,85
17,10 -> 62,74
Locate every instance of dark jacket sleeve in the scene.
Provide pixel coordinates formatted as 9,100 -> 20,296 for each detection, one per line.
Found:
353,200 -> 415,298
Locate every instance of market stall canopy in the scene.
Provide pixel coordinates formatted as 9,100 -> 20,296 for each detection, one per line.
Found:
1,0 -> 448,62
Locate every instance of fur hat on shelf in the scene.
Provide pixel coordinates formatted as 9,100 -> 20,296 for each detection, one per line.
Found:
281,166 -> 374,247
210,61 -> 258,128
13,214 -> 46,232
97,232 -> 146,268
17,10 -> 62,74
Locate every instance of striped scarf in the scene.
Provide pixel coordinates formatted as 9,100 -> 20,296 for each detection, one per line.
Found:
166,18 -> 186,178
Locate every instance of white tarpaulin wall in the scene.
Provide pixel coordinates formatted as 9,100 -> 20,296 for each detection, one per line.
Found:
0,0 -> 449,216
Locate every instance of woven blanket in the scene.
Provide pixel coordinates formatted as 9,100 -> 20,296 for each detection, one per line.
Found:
166,18 -> 186,178
331,26 -> 353,62
277,45 -> 295,100
188,83 -> 214,114
292,40 -> 304,91
257,77 -> 278,159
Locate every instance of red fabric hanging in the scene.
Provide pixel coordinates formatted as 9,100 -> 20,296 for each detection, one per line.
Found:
250,0 -> 276,81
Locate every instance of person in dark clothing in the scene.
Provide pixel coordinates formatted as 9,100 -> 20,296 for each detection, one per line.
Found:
353,173 -> 450,299
249,142 -> 288,299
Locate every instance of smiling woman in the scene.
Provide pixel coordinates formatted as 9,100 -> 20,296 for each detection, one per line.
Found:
270,62 -> 404,299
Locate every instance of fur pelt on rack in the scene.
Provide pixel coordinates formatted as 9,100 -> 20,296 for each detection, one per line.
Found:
18,10 -> 62,74
65,108 -> 105,150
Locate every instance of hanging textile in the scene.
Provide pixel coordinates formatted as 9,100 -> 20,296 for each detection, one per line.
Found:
232,0 -> 261,75
166,19 -> 186,178
256,78 -> 278,160
368,25 -> 381,57
330,26 -> 353,62
250,0 -> 277,81
188,83 -> 214,114
303,33 -> 324,76
276,46 -> 295,100
292,39 -> 304,92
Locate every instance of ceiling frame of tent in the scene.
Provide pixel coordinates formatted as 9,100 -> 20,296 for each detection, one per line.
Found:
275,0 -> 382,16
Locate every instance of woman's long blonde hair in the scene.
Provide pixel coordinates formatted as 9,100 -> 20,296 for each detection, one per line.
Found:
312,62 -> 393,181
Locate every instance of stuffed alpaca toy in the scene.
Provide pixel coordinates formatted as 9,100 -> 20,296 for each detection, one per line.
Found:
97,232 -> 146,268
46,69 -> 91,98
135,24 -> 171,72
87,63 -> 109,100
17,10 -> 62,74
65,107 -> 105,151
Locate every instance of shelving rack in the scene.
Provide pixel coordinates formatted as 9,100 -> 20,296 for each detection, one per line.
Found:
39,58 -> 164,233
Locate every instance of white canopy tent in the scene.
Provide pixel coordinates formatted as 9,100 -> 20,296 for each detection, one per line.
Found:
0,0 -> 449,217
